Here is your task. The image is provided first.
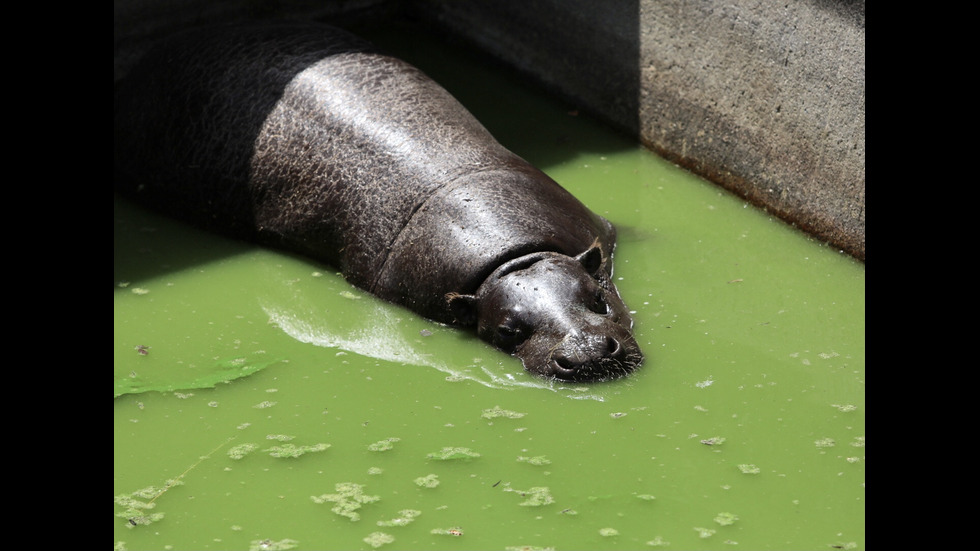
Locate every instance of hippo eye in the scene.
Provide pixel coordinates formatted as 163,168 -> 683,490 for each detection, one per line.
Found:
495,321 -> 526,347
586,288 -> 609,315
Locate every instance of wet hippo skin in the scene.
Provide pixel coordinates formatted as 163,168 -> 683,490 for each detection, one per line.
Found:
114,21 -> 644,381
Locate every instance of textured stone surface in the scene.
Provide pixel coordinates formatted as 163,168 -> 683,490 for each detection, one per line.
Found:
421,0 -> 865,260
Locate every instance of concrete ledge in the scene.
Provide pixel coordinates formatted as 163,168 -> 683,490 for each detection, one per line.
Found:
420,0 -> 865,260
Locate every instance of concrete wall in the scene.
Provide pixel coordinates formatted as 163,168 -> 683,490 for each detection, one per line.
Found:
418,0 -> 865,261
114,0 -> 866,260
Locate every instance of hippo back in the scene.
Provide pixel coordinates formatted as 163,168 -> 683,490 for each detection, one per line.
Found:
115,22 -> 613,322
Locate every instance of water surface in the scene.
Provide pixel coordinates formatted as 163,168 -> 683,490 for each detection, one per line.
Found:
114,22 -> 864,551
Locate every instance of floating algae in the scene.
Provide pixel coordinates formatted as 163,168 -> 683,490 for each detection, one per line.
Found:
503,485 -> 555,507
414,474 -> 440,488
367,437 -> 401,452
377,509 -> 421,527
426,447 -> 481,460
431,527 -> 464,536
694,527 -> 716,538
114,486 -> 170,527
481,405 -> 526,419
312,482 -> 380,521
363,532 -> 394,548
249,538 -> 299,550
737,464 -> 761,474
599,527 -> 620,536
516,455 -> 551,466
116,437 -> 235,527
227,443 -> 260,460
714,512 -> 738,526
264,442 -> 330,458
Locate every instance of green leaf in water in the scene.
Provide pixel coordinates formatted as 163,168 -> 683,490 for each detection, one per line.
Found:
114,356 -> 281,398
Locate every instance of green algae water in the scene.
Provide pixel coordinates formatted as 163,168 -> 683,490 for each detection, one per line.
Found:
114,22 -> 865,551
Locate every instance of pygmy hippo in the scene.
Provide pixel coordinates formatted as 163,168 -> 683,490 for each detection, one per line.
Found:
114,21 -> 644,381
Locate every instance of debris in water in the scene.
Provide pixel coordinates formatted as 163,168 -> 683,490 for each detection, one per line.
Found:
599,527 -> 619,536
646,536 -> 670,546
135,344 -> 150,355
737,464 -> 761,474
696,377 -> 714,388
831,403 -> 858,412
516,455 -> 551,466
266,434 -> 294,442
700,436 -> 726,446
814,437 -> 836,448
610,412 -> 627,418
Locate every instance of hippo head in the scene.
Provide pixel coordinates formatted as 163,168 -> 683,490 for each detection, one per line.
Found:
447,245 -> 643,382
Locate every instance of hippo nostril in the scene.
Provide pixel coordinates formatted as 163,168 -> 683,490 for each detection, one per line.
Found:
552,351 -> 578,371
606,336 -> 622,358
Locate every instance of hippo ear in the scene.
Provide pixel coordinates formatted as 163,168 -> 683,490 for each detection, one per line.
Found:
446,292 -> 478,326
574,243 -> 604,277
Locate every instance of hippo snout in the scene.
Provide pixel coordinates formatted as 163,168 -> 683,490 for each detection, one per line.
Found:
532,327 -> 641,382
551,335 -> 624,371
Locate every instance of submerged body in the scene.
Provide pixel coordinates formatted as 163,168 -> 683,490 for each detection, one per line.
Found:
114,21 -> 643,381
